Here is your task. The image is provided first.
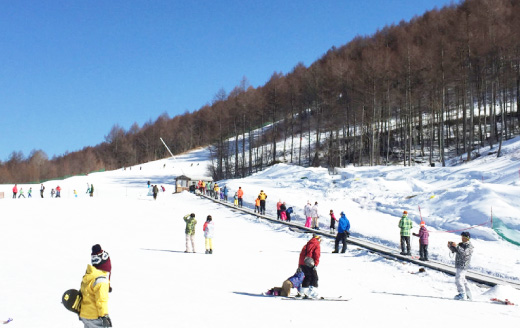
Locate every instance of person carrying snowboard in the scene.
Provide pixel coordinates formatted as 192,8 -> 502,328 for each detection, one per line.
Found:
79,244 -> 112,328
184,213 -> 197,253
398,210 -> 413,255
448,231 -> 474,300
298,234 -> 321,299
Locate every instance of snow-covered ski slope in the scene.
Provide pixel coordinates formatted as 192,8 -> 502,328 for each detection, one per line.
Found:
1,138 -> 520,327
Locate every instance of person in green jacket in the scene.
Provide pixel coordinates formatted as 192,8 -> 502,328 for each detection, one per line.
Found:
184,213 -> 197,253
398,210 -> 413,255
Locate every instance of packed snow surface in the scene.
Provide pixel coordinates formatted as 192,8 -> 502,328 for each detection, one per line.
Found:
1,138 -> 520,327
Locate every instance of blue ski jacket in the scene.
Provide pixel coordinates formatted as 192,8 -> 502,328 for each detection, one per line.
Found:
338,214 -> 351,233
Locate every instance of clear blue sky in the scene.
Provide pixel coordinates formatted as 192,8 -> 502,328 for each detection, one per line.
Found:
0,0 -> 456,161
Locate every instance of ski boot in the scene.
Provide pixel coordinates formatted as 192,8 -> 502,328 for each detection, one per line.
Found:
454,293 -> 466,300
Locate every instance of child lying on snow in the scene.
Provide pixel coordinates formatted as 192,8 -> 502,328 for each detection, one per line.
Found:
265,267 -> 305,297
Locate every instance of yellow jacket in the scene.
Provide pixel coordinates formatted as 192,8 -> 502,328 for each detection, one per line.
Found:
79,264 -> 110,319
259,192 -> 267,201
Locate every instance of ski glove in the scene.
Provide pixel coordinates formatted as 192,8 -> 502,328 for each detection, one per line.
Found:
100,315 -> 112,328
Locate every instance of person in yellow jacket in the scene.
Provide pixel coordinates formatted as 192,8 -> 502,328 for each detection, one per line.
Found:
79,245 -> 112,328
258,190 -> 267,215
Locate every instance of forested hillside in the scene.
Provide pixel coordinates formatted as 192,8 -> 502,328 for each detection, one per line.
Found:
1,0 -> 519,183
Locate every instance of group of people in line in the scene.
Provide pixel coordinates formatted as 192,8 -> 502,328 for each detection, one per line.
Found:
10,183 -> 94,199
147,181 -> 166,200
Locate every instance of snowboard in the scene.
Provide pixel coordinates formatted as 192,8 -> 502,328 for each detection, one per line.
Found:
2,318 -> 13,325
62,289 -> 82,314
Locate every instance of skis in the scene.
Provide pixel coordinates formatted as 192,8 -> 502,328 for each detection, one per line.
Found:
282,296 -> 350,301
2,318 -> 13,325
490,298 -> 515,305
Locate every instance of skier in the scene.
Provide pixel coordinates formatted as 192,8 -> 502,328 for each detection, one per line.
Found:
237,187 -> 244,207
398,211 -> 413,255
254,197 -> 260,213
298,234 -> 321,299
214,183 -> 220,200
333,212 -> 350,253
203,215 -> 215,254
28,187 -> 32,198
276,199 -> 282,220
183,213 -> 197,253
79,244 -> 112,328
329,209 -> 338,234
56,185 -> 61,198
265,267 -> 305,297
258,190 -> 267,214
51,188 -> 55,198
448,232 -> 474,300
304,201 -> 312,228
413,221 -> 430,261
40,184 -> 45,198
18,187 -> 25,198
12,184 -> 17,198
86,183 -> 90,194
222,185 -> 228,201
233,192 -> 238,207
90,184 -> 94,197
280,202 -> 287,221
311,202 -> 320,230
153,185 -> 159,200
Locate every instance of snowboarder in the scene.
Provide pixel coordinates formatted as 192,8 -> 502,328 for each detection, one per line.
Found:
448,231 -> 474,300
183,213 -> 197,253
398,211 -> 413,255
333,212 -> 350,253
329,210 -> 338,234
413,221 -> 429,261
311,202 -> 320,229
203,215 -> 214,254
79,244 -> 112,328
17,187 -> 25,198
298,234 -> 321,299
265,267 -> 305,297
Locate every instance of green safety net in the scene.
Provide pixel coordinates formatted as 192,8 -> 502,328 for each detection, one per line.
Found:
493,217 -> 520,247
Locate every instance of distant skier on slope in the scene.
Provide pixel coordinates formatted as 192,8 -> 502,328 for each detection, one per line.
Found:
448,231 -> 474,300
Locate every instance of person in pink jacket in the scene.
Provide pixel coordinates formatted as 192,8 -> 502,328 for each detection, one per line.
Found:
12,184 -> 18,198
413,221 -> 429,261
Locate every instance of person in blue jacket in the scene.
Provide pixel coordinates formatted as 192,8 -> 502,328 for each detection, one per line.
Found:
333,211 -> 351,253
265,267 -> 305,297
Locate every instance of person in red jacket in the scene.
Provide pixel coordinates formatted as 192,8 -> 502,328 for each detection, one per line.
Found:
298,234 -> 321,298
12,184 -> 18,198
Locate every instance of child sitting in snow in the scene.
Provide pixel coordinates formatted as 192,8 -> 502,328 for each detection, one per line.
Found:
265,267 -> 305,297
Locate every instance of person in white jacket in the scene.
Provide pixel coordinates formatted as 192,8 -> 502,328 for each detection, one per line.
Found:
203,215 -> 215,254
304,201 -> 312,228
311,202 -> 320,229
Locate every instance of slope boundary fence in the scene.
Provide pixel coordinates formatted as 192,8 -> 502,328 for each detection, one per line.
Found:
200,194 -> 520,290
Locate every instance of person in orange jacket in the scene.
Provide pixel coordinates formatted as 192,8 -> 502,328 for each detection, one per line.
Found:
237,187 -> 244,208
255,197 -> 261,213
12,184 -> 18,198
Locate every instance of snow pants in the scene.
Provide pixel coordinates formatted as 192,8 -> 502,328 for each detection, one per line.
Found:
260,200 -> 266,214
301,265 -> 318,288
419,244 -> 428,260
305,217 -> 312,228
400,235 -> 411,254
205,238 -> 213,251
186,234 -> 196,252
334,232 -> 348,253
455,268 -> 472,298
80,317 -> 105,328
312,217 -> 319,229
